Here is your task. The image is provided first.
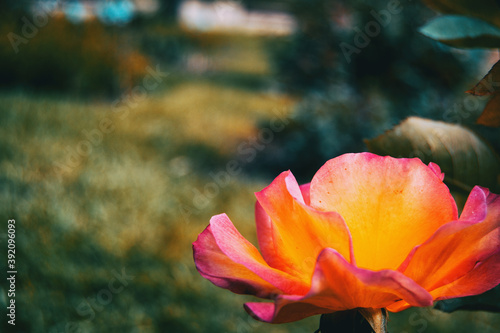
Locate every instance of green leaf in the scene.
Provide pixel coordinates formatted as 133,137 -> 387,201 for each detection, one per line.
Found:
419,15 -> 500,48
423,0 -> 500,28
365,117 -> 500,193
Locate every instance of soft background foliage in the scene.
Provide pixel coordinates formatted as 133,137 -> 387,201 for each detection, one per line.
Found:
0,0 -> 499,332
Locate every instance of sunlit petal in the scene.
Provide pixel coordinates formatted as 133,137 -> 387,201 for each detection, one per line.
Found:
255,171 -> 353,279
310,153 -> 458,270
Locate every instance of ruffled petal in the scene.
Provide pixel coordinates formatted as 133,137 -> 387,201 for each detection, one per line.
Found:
300,183 -> 311,205
431,251 -> 500,301
254,201 -> 283,271
255,171 -> 353,280
193,214 -> 309,296
387,251 -> 500,313
310,153 -> 458,271
428,162 -> 445,181
244,301 -> 331,324
399,187 -> 500,291
309,249 -> 433,309
386,300 -> 411,312
193,224 -> 280,298
245,248 -> 433,323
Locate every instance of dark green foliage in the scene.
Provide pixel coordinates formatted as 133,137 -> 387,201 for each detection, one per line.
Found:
249,0 -> 488,181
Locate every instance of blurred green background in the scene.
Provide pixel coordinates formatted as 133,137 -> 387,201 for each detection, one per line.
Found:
0,0 -> 499,332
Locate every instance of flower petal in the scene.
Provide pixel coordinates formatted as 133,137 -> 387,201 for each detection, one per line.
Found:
193,224 -> 280,298
428,162 -> 445,181
244,301 -> 331,324
254,201 -> 282,271
308,249 -> 433,309
255,171 -> 353,280
399,187 -> 500,291
385,300 -> 411,312
245,248 -> 433,323
194,213 -> 309,296
387,251 -> 500,313
300,183 -> 311,205
310,153 -> 458,271
431,250 -> 500,301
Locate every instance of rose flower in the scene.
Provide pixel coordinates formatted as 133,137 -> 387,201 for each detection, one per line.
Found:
193,153 -> 500,324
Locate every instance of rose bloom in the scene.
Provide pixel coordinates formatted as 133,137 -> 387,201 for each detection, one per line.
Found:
193,153 -> 500,323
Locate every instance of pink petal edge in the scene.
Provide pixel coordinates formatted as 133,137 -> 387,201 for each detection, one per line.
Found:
194,214 -> 310,296
428,162 -> 445,181
193,224 -> 280,298
398,186 -> 500,290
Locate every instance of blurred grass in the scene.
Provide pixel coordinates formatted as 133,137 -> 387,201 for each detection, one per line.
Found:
183,30 -> 272,75
0,30 -> 499,333
0,83 -> 314,332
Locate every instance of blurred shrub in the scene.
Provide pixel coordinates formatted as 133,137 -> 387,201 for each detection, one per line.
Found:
0,15 -> 149,96
270,0 -> 341,92
271,0 -> 479,95
242,85 -> 378,181
139,25 -> 190,66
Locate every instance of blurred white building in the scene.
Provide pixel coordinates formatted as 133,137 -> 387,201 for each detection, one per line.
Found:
179,0 -> 296,35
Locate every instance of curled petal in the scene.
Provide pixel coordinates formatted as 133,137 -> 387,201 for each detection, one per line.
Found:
193,214 -> 309,296
399,187 -> 500,291
244,301 -> 331,324
388,251 -> 500,313
300,183 -> 311,205
245,249 -> 433,323
431,251 -> 500,301
254,201 -> 282,271
310,153 -> 458,271
309,249 -> 433,309
255,171 -> 353,280
428,162 -> 445,181
386,300 -> 411,312
193,224 -> 280,298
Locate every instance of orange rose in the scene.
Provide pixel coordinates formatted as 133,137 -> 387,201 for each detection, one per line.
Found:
193,153 -> 500,323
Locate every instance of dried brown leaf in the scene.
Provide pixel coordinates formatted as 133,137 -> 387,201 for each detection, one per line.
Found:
477,94 -> 500,126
